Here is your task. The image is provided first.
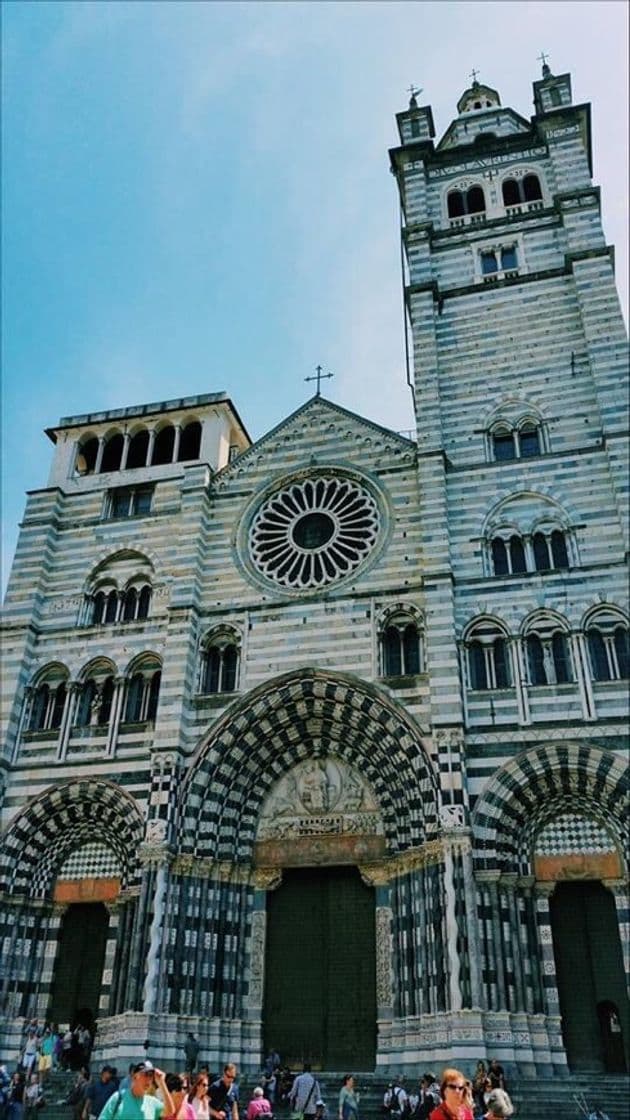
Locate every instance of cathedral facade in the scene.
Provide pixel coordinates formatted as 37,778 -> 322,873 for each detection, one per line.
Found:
1,66 -> 628,1078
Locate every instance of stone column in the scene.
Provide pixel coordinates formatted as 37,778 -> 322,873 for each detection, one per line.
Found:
603,878 -> 630,995
140,830 -> 171,1015
461,844 -> 483,1008
534,881 -> 560,1016
146,429 -> 156,467
120,432 -> 130,471
443,840 -> 462,1011
488,876 -> 507,1009
571,632 -> 594,720
502,873 -> 526,1011
99,902 -> 122,1018
105,676 -> 126,757
94,437 -> 105,475
56,683 -> 79,762
172,425 -> 182,463
11,685 -> 32,764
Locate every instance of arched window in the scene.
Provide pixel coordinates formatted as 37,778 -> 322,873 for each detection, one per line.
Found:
502,179 -> 520,206
525,621 -> 573,685
104,589 -> 119,623
75,680 -> 96,727
491,538 -> 508,575
466,185 -> 485,214
510,535 -> 527,573
586,612 -> 630,681
447,191 -> 465,218
502,174 -> 543,207
447,186 -> 485,221
28,671 -> 68,732
492,427 -> 516,460
550,530 -> 569,569
518,422 -> 540,457
533,532 -> 551,571
523,174 -> 543,201
200,632 -> 241,694
152,425 -> 175,466
29,684 -> 50,731
101,433 -> 123,473
466,622 -> 510,690
380,614 -> 423,676
75,436 -> 98,475
127,429 -> 150,470
123,665 -> 161,723
122,587 -> 138,621
178,421 -> 202,462
138,585 -> 151,619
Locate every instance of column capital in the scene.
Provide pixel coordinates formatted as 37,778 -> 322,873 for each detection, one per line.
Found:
534,880 -> 556,898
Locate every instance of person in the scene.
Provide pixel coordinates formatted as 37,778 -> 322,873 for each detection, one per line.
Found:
429,1070 -> 473,1120
471,1066 -> 486,1116
184,1035 -> 201,1077
289,1065 -> 320,1120
383,1080 -> 407,1117
189,1073 -> 211,1119
56,1066 -> 90,1120
97,1060 -> 174,1119
483,1091 -> 513,1120
208,1065 -> 239,1120
23,1073 -> 43,1120
163,1073 -> 196,1120
38,1028 -> 54,1083
0,1064 -> 12,1120
246,1087 -> 272,1120
6,1071 -> 25,1120
21,1033 -> 38,1078
83,1065 -> 117,1120
410,1076 -> 438,1120
487,1064 -> 505,1093
338,1077 -> 359,1120
263,1051 -> 280,1078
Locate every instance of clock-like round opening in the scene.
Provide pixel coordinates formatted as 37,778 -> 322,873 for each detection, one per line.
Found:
292,512 -> 335,550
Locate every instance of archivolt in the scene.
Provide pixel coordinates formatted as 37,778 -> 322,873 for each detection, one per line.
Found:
471,742 -> 629,874
178,669 -> 437,860
0,778 -> 144,898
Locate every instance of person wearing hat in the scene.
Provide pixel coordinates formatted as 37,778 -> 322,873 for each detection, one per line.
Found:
97,1060 -> 175,1119
82,1065 -> 118,1120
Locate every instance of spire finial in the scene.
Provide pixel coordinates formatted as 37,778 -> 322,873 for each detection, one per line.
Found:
469,67 -> 480,86
407,83 -> 422,108
538,50 -> 551,78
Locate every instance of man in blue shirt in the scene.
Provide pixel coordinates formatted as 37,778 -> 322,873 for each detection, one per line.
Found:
83,1065 -> 117,1120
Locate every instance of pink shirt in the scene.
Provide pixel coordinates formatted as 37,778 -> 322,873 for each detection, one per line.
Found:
247,1100 -> 273,1120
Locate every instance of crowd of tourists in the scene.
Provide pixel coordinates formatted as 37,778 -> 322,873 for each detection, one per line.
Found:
0,1033 -> 612,1120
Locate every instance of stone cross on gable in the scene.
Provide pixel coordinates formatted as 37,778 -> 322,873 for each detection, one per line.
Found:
305,364 -> 334,397
469,67 -> 480,84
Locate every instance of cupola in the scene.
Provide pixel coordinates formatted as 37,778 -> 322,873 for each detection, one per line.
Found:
457,80 -> 501,115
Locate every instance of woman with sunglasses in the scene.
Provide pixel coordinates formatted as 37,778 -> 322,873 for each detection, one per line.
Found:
163,1074 -> 196,1120
429,1070 -> 473,1120
189,1073 -> 211,1119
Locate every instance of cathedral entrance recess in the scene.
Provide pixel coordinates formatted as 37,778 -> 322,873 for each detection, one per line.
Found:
49,903 -> 109,1028
263,866 -> 376,1070
550,882 -> 629,1073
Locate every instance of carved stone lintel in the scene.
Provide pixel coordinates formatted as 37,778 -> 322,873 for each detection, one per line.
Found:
359,862 -> 391,887
138,842 -> 173,866
257,756 -> 381,841
252,869 -> 283,892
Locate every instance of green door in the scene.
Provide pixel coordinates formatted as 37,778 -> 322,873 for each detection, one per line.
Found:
49,903 -> 109,1028
550,882 -> 629,1072
264,866 -> 376,1070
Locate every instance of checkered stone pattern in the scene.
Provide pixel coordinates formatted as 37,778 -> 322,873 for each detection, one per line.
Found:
533,813 -> 616,856
159,872 -> 254,1017
390,863 -> 447,1017
535,890 -> 560,1015
452,850 -> 471,1006
57,842 -> 122,880
147,754 -> 181,844
179,670 -> 439,861
0,778 -> 144,897
471,743 -> 629,873
0,901 -> 58,1020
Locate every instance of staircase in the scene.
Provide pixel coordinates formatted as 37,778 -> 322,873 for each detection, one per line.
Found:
33,1070 -> 629,1120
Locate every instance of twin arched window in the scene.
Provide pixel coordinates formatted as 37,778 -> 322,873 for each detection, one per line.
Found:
525,629 -> 572,685
380,612 -> 424,677
91,583 -> 151,625
502,174 -> 543,207
586,613 -> 630,681
124,667 -> 161,723
28,678 -> 68,732
491,528 -> 570,576
200,631 -> 240,694
491,420 -> 541,460
447,185 -> 486,222
466,621 -> 510,690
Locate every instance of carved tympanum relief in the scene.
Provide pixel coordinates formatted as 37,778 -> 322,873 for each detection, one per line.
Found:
257,757 -> 383,840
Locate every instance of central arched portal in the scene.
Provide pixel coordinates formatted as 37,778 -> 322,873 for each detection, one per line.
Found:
264,866 -> 376,1070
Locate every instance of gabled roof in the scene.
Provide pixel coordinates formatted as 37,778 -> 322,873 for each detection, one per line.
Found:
215,394 -> 415,478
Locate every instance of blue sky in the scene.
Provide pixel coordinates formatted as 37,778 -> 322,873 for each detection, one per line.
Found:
2,0 -> 628,593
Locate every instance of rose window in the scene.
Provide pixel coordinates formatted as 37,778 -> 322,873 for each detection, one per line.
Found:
249,476 -> 380,589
